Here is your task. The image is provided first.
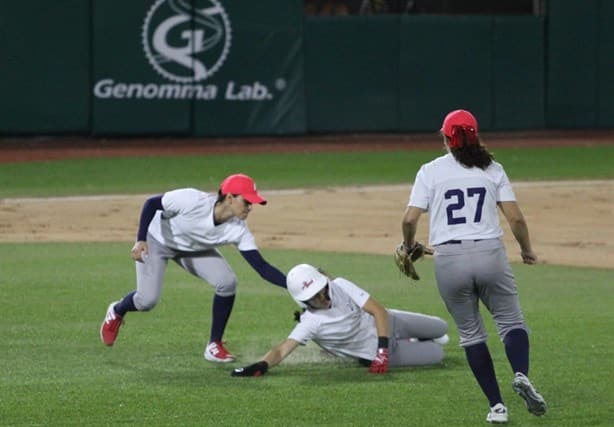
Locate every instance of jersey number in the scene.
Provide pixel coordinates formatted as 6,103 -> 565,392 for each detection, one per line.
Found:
445,187 -> 486,225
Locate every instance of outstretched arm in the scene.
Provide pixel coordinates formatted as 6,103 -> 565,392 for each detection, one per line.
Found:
262,339 -> 300,367
231,339 -> 300,377
498,201 -> 537,264
240,249 -> 287,287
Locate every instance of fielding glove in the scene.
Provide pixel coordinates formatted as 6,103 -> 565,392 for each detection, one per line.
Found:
231,361 -> 269,377
394,241 -> 434,280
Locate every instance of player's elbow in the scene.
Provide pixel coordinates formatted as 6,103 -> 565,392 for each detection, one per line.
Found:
402,206 -> 423,226
508,216 -> 528,230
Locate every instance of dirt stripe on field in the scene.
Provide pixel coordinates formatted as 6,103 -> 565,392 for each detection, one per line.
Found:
1,181 -> 612,269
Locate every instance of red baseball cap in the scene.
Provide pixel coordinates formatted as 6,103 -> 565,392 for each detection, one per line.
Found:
220,173 -> 267,205
440,109 -> 478,138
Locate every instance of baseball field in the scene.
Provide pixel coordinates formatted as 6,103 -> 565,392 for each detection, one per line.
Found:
1,133 -> 613,426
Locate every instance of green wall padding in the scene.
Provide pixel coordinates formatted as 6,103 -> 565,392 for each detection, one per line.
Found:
597,1 -> 614,127
399,16 -> 493,132
92,0 -> 305,136
193,1 -> 305,136
304,16 -> 400,132
492,16 -> 545,130
0,0 -> 90,134
91,0 -> 191,135
547,0 -> 599,127
0,1 -> 609,136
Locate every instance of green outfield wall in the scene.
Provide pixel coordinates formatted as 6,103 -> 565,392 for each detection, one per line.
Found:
0,0 -> 611,136
547,0 -> 614,128
90,0 -> 305,136
0,0 -> 91,134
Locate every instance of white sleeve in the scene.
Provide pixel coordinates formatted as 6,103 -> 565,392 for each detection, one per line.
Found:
236,226 -> 258,251
161,188 -> 199,218
334,278 -> 370,308
408,167 -> 429,210
288,316 -> 318,345
496,167 -> 517,202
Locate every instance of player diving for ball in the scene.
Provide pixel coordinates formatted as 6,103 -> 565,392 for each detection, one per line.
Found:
100,173 -> 286,363
231,263 -> 449,377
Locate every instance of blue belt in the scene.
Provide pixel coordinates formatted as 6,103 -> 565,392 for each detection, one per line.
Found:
441,239 -> 483,245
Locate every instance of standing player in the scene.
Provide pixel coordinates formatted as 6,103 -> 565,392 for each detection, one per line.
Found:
231,263 -> 449,377
100,173 -> 286,363
400,110 -> 547,423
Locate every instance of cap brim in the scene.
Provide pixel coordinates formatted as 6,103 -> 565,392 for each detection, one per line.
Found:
242,193 -> 267,205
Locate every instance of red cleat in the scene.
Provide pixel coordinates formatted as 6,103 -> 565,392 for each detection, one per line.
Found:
204,341 -> 236,363
100,302 -> 123,346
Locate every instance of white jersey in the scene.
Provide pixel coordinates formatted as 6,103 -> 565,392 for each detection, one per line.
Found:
408,153 -> 516,246
288,277 -> 377,360
147,188 -> 258,252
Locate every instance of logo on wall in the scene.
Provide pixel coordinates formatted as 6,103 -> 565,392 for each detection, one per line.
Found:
142,0 -> 232,83
94,0 -> 285,102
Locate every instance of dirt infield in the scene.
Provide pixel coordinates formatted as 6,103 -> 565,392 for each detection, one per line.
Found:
1,133 -> 613,269
1,181 -> 613,269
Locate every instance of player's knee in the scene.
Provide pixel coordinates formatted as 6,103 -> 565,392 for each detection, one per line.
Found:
133,293 -> 159,311
433,317 -> 449,337
214,275 -> 237,296
459,334 -> 488,347
458,323 -> 488,347
494,316 -> 526,340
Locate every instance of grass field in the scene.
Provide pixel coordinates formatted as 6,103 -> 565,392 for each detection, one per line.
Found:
1,145 -> 613,197
1,145 -> 613,426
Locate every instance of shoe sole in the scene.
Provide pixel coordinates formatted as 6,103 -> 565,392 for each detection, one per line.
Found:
204,353 -> 235,363
513,380 -> 547,416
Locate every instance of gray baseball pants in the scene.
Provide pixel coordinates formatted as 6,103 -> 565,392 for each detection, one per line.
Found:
133,234 -> 237,311
433,238 -> 528,347
387,309 -> 448,366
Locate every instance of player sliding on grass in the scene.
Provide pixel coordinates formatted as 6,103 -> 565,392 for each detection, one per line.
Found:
231,263 -> 449,377
100,173 -> 286,363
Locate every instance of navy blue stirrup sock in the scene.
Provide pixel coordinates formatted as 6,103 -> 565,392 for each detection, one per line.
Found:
465,342 -> 503,407
503,328 -> 530,375
113,291 -> 137,317
210,294 -> 235,342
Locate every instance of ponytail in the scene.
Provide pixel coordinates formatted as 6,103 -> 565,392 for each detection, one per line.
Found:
447,126 -> 494,169
449,124 -> 478,149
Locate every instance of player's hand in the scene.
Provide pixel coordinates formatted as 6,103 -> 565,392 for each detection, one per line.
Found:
231,361 -> 269,377
131,241 -> 148,262
368,348 -> 389,374
521,250 -> 537,265
394,242 -> 433,280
